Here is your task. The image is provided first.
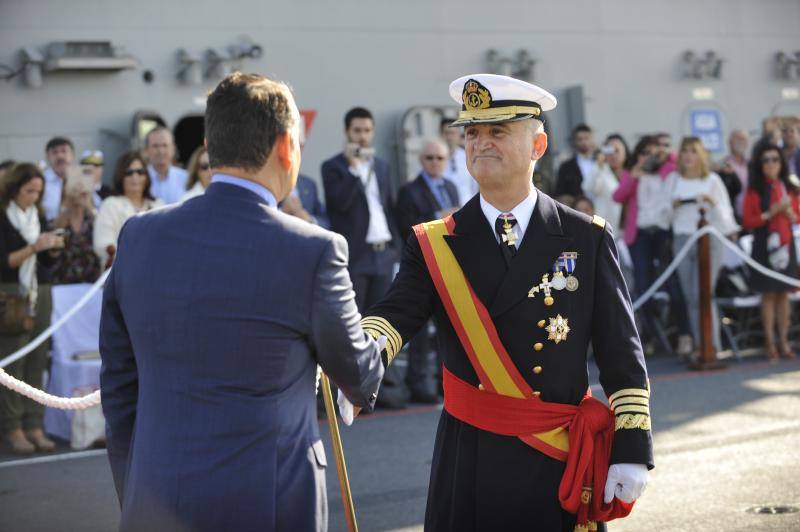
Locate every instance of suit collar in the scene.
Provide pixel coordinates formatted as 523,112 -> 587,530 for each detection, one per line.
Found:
205,181 -> 275,207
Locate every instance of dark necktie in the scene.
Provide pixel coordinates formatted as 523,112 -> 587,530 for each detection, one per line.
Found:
494,214 -> 518,266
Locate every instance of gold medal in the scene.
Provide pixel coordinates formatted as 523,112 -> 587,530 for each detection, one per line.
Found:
545,314 -> 570,344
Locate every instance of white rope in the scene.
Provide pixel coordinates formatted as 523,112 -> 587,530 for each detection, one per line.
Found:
631,225 -> 800,311
0,269 -> 110,410
0,367 -> 100,409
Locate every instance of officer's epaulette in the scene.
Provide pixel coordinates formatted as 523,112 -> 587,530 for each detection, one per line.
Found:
591,215 -> 606,230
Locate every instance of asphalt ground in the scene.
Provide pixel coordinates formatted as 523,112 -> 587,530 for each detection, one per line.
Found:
1,354 -> 799,531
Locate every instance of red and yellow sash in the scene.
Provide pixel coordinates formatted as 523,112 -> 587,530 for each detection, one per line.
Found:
413,216 -> 569,461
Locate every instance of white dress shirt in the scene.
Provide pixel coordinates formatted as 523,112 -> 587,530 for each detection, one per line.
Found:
180,182 -> 206,202
42,167 -> 64,221
444,146 -> 479,207
350,160 -> 392,244
479,187 -> 538,248
576,154 -> 597,191
148,165 -> 189,205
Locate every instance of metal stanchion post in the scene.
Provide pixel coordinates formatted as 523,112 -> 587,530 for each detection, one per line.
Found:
689,207 -> 726,371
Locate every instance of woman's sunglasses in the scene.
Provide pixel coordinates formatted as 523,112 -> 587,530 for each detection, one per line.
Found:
761,156 -> 781,164
199,163 -> 211,171
124,168 -> 148,177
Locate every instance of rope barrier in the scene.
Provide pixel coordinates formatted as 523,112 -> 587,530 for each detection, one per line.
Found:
631,226 -> 800,311
1,227 -> 799,412
0,270 -> 109,410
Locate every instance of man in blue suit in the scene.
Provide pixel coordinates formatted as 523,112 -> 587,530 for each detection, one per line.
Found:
280,173 -> 329,228
321,107 -> 399,313
100,73 -> 384,532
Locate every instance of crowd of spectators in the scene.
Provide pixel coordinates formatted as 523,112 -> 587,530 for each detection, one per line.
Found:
0,108 -> 798,445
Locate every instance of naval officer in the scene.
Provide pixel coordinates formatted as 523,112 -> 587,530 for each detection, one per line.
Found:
358,74 -> 653,531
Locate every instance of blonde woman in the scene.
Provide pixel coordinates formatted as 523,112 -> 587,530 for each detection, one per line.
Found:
669,137 -> 739,360
181,146 -> 212,202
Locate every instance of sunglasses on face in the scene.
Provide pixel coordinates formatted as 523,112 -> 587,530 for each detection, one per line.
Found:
424,155 -> 446,161
124,168 -> 147,177
761,156 -> 781,164
199,163 -> 211,171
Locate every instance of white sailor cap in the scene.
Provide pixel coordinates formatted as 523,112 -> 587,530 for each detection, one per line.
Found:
80,150 -> 104,165
448,74 -> 557,126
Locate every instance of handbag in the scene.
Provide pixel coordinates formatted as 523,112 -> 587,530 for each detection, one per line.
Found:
0,291 -> 34,336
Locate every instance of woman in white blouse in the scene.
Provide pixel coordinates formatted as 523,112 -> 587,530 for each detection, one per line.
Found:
669,137 -> 739,358
585,134 -> 627,230
94,151 -> 163,267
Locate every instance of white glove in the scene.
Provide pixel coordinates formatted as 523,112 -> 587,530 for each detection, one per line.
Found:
603,463 -> 648,503
336,335 -> 388,426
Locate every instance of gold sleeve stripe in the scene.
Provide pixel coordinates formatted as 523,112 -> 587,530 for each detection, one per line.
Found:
613,405 -> 651,415
611,397 -> 650,408
360,317 -> 403,364
608,387 -> 650,404
360,317 -> 402,351
615,414 -> 652,431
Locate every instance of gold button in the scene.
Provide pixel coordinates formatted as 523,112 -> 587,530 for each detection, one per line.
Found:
478,384 -> 484,390
537,320 -> 546,328
533,366 -> 542,374
544,296 -> 554,306
533,391 -> 541,397
534,343 -> 543,351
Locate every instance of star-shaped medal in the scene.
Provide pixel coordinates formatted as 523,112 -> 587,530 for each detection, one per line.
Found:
545,314 -> 570,344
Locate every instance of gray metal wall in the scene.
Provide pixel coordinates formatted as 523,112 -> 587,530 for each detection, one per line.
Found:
1,0 -> 799,185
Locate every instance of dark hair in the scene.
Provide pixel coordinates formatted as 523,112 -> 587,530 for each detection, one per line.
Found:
627,135 -> 658,170
111,151 -> 154,200
571,123 -> 592,139
604,133 -> 630,168
144,126 -> 173,148
440,117 -> 454,130
2,162 -> 45,209
45,136 -> 74,153
0,160 -> 15,173
574,195 -> 594,208
205,72 -> 295,172
345,107 -> 373,130
748,143 -> 791,196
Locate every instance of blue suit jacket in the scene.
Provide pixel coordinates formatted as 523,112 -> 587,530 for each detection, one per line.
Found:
100,182 -> 383,532
321,153 -> 399,271
295,174 -> 329,229
395,174 -> 460,242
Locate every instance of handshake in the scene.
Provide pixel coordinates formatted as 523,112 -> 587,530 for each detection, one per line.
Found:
334,335 -> 387,425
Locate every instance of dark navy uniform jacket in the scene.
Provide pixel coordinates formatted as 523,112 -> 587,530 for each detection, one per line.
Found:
100,182 -> 384,532
363,192 -> 653,531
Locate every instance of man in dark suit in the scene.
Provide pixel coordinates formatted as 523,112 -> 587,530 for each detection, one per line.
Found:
396,139 -> 459,402
358,74 -> 652,531
321,107 -> 399,313
281,173 -> 329,228
100,73 -> 384,532
554,123 -> 596,198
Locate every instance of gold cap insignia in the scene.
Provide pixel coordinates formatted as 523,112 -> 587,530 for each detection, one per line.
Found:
462,79 -> 492,111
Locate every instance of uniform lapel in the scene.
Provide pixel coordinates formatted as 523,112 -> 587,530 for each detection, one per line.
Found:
489,193 -> 573,318
443,196 -> 507,310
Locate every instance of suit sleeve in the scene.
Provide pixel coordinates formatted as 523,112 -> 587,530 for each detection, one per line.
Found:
360,234 -> 437,366
99,222 -> 138,504
395,186 -> 420,243
321,159 -> 363,213
310,234 -> 384,409
590,222 -> 654,469
309,180 -> 330,229
555,160 -> 581,197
